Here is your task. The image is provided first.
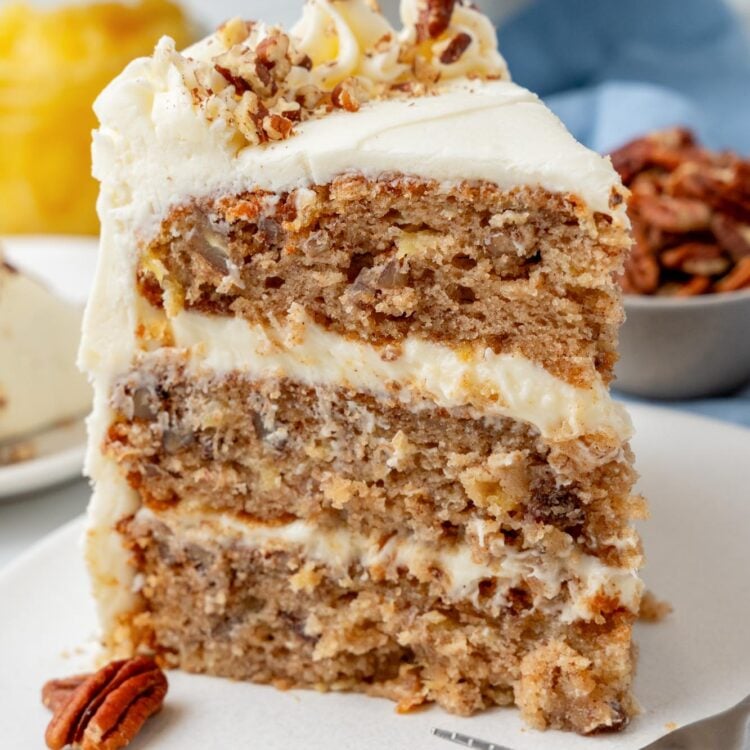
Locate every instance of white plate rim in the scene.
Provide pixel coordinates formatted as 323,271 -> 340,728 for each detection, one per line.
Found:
0,441 -> 86,500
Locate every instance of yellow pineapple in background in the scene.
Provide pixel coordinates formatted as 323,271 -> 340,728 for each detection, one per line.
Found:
0,0 -> 193,235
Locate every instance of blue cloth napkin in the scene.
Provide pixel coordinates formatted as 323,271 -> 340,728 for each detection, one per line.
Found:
495,0 -> 750,429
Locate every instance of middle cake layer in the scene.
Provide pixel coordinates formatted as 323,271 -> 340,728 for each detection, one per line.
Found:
104,343 -> 641,572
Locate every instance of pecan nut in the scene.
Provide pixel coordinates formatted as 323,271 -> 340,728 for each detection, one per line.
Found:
439,32 -> 472,64
611,128 -> 750,296
660,243 -> 729,276
711,213 -> 750,261
673,275 -> 712,297
416,0 -> 457,41
42,674 -> 90,713
715,257 -> 750,292
632,194 -> 712,233
43,657 -> 168,750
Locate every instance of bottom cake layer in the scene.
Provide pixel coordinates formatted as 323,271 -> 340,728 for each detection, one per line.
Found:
122,509 -> 637,733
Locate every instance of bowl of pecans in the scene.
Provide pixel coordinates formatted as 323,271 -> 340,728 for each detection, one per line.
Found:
611,128 -> 750,398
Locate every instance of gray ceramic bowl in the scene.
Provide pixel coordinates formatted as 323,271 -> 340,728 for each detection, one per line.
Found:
615,288 -> 750,399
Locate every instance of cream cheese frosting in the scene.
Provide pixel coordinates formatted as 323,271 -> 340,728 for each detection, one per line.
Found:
169,306 -> 632,443
288,0 -> 508,88
92,58 -> 624,240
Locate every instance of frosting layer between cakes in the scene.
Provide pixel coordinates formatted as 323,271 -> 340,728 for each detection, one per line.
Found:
169,309 -> 632,442
135,505 -> 642,624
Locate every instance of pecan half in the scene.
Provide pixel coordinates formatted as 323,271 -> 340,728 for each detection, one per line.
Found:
416,0 -> 457,41
632,194 -> 712,233
610,128 -> 695,184
624,248 -> 659,294
43,657 -> 168,750
672,275 -> 711,297
660,242 -> 729,276
712,213 -> 750,261
715,257 -> 750,292
42,675 -> 89,713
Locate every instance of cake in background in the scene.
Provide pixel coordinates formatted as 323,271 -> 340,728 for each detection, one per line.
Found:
0,0 -> 194,235
0,249 -> 91,464
81,0 -> 645,734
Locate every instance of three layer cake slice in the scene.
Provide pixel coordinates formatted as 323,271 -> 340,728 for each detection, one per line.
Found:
80,0 -> 646,733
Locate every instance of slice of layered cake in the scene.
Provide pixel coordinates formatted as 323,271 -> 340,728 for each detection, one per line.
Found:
0,249 -> 90,460
80,0 -> 646,734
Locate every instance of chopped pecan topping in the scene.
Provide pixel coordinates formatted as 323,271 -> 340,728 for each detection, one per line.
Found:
439,31 -> 472,64
416,0 -> 457,41
331,79 -> 363,112
263,113 -> 294,140
611,128 -> 750,295
43,657 -> 168,750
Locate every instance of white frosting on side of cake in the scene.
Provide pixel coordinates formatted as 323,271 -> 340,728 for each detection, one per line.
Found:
135,505 -> 642,623
169,307 -> 633,442
0,261 -> 91,442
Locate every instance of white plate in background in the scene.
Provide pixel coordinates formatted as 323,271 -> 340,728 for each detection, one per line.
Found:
1,404 -> 749,750
0,236 -> 97,498
0,419 -> 87,499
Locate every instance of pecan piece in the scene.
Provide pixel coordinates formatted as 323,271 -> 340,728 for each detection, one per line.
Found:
660,242 -> 729,276
632,194 -> 712,232
715,257 -> 750,292
673,275 -> 711,297
711,214 -> 750,261
416,0 -> 456,41
262,113 -> 294,140
439,32 -> 472,64
44,657 -> 168,750
331,79 -> 361,112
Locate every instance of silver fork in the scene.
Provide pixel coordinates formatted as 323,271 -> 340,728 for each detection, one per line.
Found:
431,728 -> 511,750
432,693 -> 750,750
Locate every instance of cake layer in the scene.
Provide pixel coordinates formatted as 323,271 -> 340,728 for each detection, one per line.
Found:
105,354 -> 640,567
137,177 -> 629,385
133,506 -> 641,622
122,508 -> 637,733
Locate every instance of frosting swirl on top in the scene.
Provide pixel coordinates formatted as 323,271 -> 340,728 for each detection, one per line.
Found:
291,0 -> 508,90
166,0 -> 509,148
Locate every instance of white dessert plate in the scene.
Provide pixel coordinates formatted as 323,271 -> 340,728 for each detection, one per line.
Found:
0,418 -> 87,499
0,236 -> 98,499
1,404 -> 749,750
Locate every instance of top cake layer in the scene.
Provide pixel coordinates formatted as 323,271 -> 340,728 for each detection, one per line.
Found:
92,0 -> 627,239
